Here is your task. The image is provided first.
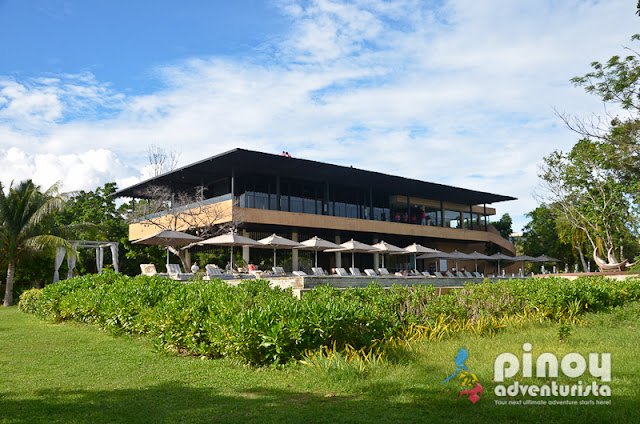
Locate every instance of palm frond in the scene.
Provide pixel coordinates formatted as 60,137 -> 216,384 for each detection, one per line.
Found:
23,235 -> 75,256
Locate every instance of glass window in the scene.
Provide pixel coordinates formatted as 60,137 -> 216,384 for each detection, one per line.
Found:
303,198 -> 316,214
290,196 -> 303,213
280,195 -> 289,212
445,210 -> 461,228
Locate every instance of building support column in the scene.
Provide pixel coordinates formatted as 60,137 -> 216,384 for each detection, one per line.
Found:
242,229 -> 251,265
292,230 -> 299,271
484,204 -> 488,231
440,199 -> 445,228
372,235 -> 379,270
469,205 -> 474,230
334,233 -> 341,268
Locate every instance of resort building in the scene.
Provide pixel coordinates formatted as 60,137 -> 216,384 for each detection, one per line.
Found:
115,148 -> 516,273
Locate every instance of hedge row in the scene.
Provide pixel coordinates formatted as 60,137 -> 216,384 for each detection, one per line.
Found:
19,273 -> 640,365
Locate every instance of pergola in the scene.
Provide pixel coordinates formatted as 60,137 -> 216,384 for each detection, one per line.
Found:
53,240 -> 119,283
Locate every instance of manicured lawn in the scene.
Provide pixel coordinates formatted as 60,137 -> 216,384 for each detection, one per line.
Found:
1,303 -> 638,423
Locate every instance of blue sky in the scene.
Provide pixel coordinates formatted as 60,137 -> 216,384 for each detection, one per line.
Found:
1,0 -> 639,231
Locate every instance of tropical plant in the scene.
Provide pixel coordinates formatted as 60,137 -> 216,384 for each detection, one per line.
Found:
0,180 -> 71,306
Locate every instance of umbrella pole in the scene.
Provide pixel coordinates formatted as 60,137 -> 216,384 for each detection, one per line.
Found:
382,254 -> 385,268
315,250 -> 318,268
230,245 -> 234,271
351,251 -> 355,269
273,248 -> 277,268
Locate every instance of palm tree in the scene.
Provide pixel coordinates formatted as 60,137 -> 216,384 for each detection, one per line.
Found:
0,180 -> 71,306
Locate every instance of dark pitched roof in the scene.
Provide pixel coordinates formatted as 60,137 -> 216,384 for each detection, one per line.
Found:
114,148 -> 516,205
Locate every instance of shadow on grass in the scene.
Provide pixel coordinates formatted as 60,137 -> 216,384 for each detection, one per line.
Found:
1,380 -> 634,424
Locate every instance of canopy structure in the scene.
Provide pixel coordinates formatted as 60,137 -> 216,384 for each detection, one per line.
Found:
258,233 -> 304,267
371,241 -> 405,268
325,239 -> 376,269
466,251 -> 493,272
489,252 -> 517,275
54,240 -> 119,284
296,236 -> 341,268
133,229 -> 203,265
403,243 -> 439,270
198,232 -> 262,270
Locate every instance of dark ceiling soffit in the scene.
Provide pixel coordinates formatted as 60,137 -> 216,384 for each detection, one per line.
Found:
114,148 -> 517,204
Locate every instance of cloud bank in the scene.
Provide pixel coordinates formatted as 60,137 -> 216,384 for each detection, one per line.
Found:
0,0 -> 638,230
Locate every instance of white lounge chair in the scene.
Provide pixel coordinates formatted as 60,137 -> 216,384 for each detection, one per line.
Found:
272,266 -> 286,276
422,271 -> 432,277
473,271 -> 484,278
349,267 -> 362,276
334,267 -> 350,277
445,271 -> 455,277
204,264 -> 234,280
434,271 -> 444,278
292,270 -> 307,276
364,269 -> 377,276
378,268 -> 391,275
456,271 -> 465,278
311,267 -> 326,276
166,263 -> 195,280
464,271 -> 474,278
140,264 -> 169,278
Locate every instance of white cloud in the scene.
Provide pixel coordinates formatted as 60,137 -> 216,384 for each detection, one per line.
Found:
0,147 -> 139,193
0,0 -> 638,232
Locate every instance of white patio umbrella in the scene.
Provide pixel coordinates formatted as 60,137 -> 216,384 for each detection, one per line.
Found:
512,254 -> 539,276
489,252 -> 517,275
535,254 -> 561,274
295,236 -> 341,268
371,241 -> 405,268
258,233 -> 304,267
416,251 -> 454,272
465,251 -> 493,272
325,239 -> 376,268
402,243 -> 440,270
447,250 -> 473,271
133,229 -> 204,265
198,232 -> 262,270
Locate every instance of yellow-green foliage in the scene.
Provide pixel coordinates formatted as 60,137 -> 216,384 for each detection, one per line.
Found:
18,274 -> 640,366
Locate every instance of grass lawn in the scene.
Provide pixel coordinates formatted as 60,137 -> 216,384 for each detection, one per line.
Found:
1,303 -> 638,424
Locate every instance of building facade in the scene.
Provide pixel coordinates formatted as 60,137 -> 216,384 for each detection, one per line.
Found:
116,148 -> 516,272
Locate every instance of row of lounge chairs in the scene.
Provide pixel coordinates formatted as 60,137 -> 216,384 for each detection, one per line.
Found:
141,263 -> 486,281
288,267 -> 485,278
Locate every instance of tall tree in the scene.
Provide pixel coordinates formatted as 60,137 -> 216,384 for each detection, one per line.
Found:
521,205 -> 576,271
543,35 -> 640,265
0,180 -> 71,306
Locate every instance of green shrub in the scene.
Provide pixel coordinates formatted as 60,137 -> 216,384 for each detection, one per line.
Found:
19,273 -> 640,366
18,288 -> 43,314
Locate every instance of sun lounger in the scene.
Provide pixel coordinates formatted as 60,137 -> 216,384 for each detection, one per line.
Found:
434,271 -> 444,278
455,271 -> 465,278
464,271 -> 474,278
204,264 -> 234,280
272,266 -> 286,276
140,264 -> 169,278
364,269 -> 377,276
378,268 -> 390,275
349,267 -> 362,276
334,267 -> 350,277
473,271 -> 484,278
422,271 -> 432,277
292,270 -> 307,276
311,267 -> 326,276
445,271 -> 455,277
166,263 -> 195,280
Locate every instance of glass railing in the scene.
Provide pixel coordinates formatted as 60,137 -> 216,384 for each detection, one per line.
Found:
132,193 -> 233,223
